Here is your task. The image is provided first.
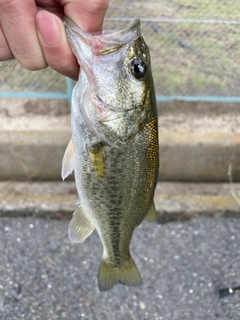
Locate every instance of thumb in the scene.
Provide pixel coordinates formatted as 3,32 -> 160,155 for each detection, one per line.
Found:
60,0 -> 109,32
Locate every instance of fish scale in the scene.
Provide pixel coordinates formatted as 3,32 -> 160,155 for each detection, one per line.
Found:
62,17 -> 159,291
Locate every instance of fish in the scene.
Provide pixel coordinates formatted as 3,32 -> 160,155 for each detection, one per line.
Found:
62,17 -> 159,291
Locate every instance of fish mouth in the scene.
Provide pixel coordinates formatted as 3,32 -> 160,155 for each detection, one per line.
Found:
92,94 -> 137,122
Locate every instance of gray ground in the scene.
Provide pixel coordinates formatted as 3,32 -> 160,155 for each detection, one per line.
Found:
1,215 -> 240,320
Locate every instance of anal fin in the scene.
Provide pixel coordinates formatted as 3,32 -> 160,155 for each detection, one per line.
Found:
68,206 -> 95,243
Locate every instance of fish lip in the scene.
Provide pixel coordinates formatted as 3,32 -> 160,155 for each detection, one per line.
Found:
63,16 -> 141,45
63,17 -> 141,61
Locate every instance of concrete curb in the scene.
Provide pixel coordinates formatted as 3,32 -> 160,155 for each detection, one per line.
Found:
2,99 -> 240,181
1,181 -> 240,220
2,127 -> 240,181
1,130 -> 70,180
159,131 -> 240,181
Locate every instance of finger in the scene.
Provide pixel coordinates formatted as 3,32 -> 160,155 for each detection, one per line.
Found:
0,0 -> 46,70
60,0 -> 109,32
36,10 -> 79,80
35,0 -> 63,16
0,24 -> 13,60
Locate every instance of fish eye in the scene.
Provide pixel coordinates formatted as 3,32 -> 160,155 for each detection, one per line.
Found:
130,59 -> 147,79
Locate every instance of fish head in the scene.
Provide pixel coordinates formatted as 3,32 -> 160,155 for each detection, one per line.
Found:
64,18 -> 155,147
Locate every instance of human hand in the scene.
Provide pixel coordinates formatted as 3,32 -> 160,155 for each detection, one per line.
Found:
0,0 -> 109,80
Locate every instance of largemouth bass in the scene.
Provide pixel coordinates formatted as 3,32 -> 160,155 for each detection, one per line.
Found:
62,17 -> 159,291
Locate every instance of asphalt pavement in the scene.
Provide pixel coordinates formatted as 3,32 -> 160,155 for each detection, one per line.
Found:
1,215 -> 240,320
2,99 -> 240,319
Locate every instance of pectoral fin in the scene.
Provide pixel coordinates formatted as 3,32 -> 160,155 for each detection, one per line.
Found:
61,138 -> 75,180
144,202 -> 157,222
87,144 -> 105,180
68,206 -> 95,243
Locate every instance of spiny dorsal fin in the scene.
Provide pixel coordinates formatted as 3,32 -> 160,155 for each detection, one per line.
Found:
144,201 -> 157,222
68,206 -> 95,243
61,138 -> 75,180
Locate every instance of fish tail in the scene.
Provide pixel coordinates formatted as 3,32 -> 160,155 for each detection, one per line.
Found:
98,256 -> 142,292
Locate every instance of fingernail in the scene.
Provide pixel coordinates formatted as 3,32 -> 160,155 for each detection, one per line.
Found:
36,11 -> 61,45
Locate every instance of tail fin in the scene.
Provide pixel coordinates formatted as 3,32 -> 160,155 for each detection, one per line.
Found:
98,256 -> 142,292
